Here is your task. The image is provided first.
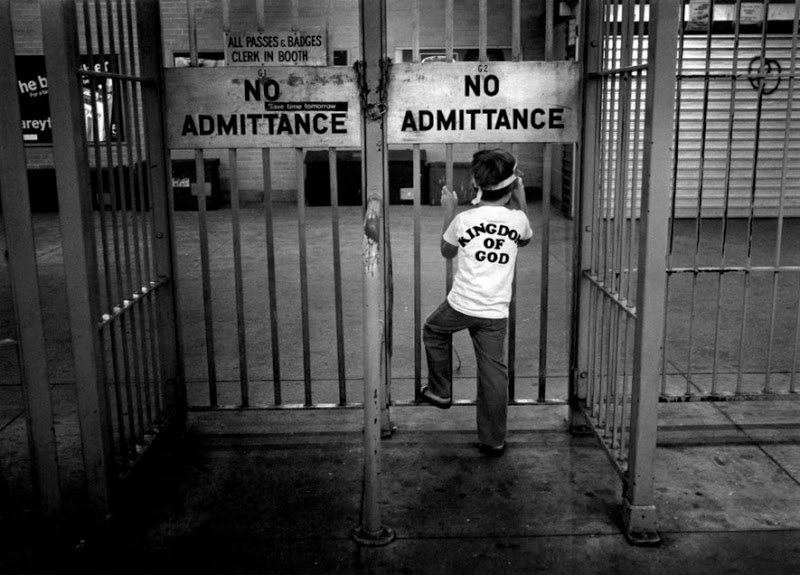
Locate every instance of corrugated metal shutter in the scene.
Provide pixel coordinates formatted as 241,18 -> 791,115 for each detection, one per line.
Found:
675,35 -> 800,217
598,33 -> 800,219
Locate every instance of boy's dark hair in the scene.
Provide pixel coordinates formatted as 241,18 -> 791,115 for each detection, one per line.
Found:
471,149 -> 518,202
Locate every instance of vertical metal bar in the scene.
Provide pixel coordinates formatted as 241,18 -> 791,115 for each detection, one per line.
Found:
737,0 -> 771,394
666,0 -> 686,270
185,0 -> 216,407
445,0 -> 454,61
195,149 -> 217,405
507,2 -> 523,400
624,0 -> 680,545
412,0 -> 420,62
572,0 -> 603,421
95,0 -> 137,452
618,311 -> 631,456
710,0 -> 742,393
256,0 -> 265,31
222,0 -> 230,32
187,0 -> 198,67
478,0 -> 487,62
41,0 -> 114,521
538,0 -> 554,403
0,0 -> 61,516
685,0 -> 717,393
110,0 -> 146,440
511,0 -> 521,61
296,148 -> 313,404
412,0 -> 422,400
228,150 -> 249,406
353,0 -> 393,546
137,0 -> 183,417
607,305 -> 621,439
614,0 -> 634,299
124,0 -> 156,428
444,0 -> 454,293
263,149 -> 282,403
597,296 -> 610,422
84,0 -> 127,456
329,149 -> 347,404
414,145 -> 423,400
765,1 -> 799,393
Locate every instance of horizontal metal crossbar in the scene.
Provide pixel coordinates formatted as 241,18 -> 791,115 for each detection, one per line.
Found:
660,391 -> 800,403
583,270 -> 637,318
76,68 -> 156,84
590,63 -> 649,77
667,266 -> 800,274
96,278 -> 169,330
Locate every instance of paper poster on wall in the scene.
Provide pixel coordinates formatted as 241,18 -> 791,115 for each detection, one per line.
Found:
164,66 -> 360,148
224,28 -> 327,66
16,55 -> 124,144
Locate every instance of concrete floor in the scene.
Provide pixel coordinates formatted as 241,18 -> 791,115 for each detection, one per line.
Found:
2,207 -> 800,573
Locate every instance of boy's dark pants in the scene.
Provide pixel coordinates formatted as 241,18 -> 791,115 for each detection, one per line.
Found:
423,300 -> 509,448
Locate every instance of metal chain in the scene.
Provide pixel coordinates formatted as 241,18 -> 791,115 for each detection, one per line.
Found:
353,58 -> 392,121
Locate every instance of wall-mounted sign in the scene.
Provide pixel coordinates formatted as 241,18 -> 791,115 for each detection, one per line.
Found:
387,61 -> 580,144
164,66 -> 361,148
224,28 -> 327,66
16,55 -> 123,144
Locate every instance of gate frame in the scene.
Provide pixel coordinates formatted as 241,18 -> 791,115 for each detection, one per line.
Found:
41,0 -> 115,523
0,0 -> 62,519
574,0 -> 681,545
31,0 -> 182,526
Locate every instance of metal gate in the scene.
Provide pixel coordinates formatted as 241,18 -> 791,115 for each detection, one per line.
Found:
170,0 -> 578,425
575,0 -> 680,544
0,0 -> 180,524
575,0 -> 800,545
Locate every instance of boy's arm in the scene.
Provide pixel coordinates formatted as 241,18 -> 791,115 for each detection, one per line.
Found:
508,177 -> 528,217
510,177 -> 532,247
440,186 -> 459,259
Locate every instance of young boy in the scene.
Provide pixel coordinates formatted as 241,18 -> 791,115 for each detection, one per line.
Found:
421,149 -> 533,457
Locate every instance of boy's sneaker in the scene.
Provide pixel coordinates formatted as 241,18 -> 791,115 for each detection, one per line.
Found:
477,442 -> 506,457
419,386 -> 452,409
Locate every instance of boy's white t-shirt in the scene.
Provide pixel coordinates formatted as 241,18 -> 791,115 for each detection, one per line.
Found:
442,205 -> 533,318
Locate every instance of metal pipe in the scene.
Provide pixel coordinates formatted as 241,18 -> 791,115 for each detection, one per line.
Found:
0,0 -> 61,515
41,0 -> 114,521
124,0 -> 158,425
737,0 -> 771,394
113,0 -> 148,437
84,0 -> 128,456
229,149 -> 250,406
624,0 -> 681,544
263,149 -> 282,403
765,1 -> 800,393
329,148 -> 347,405
296,148 -> 313,405
136,0 -> 183,417
414,145 -> 423,400
361,196 -> 385,536
96,0 -> 138,449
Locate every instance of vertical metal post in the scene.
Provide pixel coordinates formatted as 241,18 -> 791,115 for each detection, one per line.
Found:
329,148 -> 348,404
624,0 -> 680,546
41,0 -> 114,523
352,0 -> 394,547
570,0 -> 602,431
539,0 -> 554,403
137,0 -> 183,416
0,0 -> 61,517
296,148 -> 313,405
